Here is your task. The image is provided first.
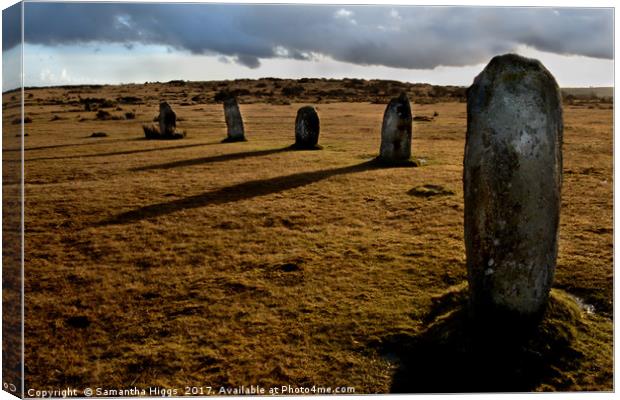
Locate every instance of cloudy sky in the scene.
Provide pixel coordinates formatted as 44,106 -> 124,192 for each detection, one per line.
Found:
2,2 -> 614,91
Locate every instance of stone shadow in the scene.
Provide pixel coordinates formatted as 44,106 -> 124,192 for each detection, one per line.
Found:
4,138 -> 136,153
380,287 -> 584,393
103,159 -> 415,225
132,146 -> 296,172
24,142 -> 221,162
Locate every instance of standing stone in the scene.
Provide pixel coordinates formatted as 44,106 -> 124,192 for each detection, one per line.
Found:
379,92 -> 412,163
294,106 -> 320,149
158,101 -> 177,138
222,97 -> 246,142
463,54 -> 563,320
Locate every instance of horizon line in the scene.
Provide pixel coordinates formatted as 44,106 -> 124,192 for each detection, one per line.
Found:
2,78 -> 614,94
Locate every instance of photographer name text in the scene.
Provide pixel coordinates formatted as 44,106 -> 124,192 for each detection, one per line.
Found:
26,385 -> 355,397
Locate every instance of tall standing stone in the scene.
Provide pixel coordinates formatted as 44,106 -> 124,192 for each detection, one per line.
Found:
158,101 -> 177,138
222,97 -> 246,142
463,54 -> 563,320
379,92 -> 412,163
294,106 -> 320,149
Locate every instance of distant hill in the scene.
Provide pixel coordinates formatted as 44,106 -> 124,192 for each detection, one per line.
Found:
561,87 -> 613,99
8,79 -> 613,105
17,78 -> 468,105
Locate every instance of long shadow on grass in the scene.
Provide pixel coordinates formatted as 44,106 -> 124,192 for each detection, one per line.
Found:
102,159 -> 414,225
131,146 -> 295,172
23,141 -> 221,162
380,287 -> 584,393
4,138 -> 138,153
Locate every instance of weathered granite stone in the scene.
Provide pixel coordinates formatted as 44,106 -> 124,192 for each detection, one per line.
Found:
379,93 -> 412,163
463,54 -> 563,319
158,101 -> 177,138
222,97 -> 246,142
294,106 -> 320,149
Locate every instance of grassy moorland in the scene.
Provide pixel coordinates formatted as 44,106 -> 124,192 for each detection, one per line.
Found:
2,79 -> 613,393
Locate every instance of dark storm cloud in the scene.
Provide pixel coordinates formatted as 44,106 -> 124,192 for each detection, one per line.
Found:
2,2 -> 22,52
10,3 -> 614,69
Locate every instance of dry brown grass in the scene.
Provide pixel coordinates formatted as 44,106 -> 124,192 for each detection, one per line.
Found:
2,81 -> 613,393
2,92 -> 23,395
